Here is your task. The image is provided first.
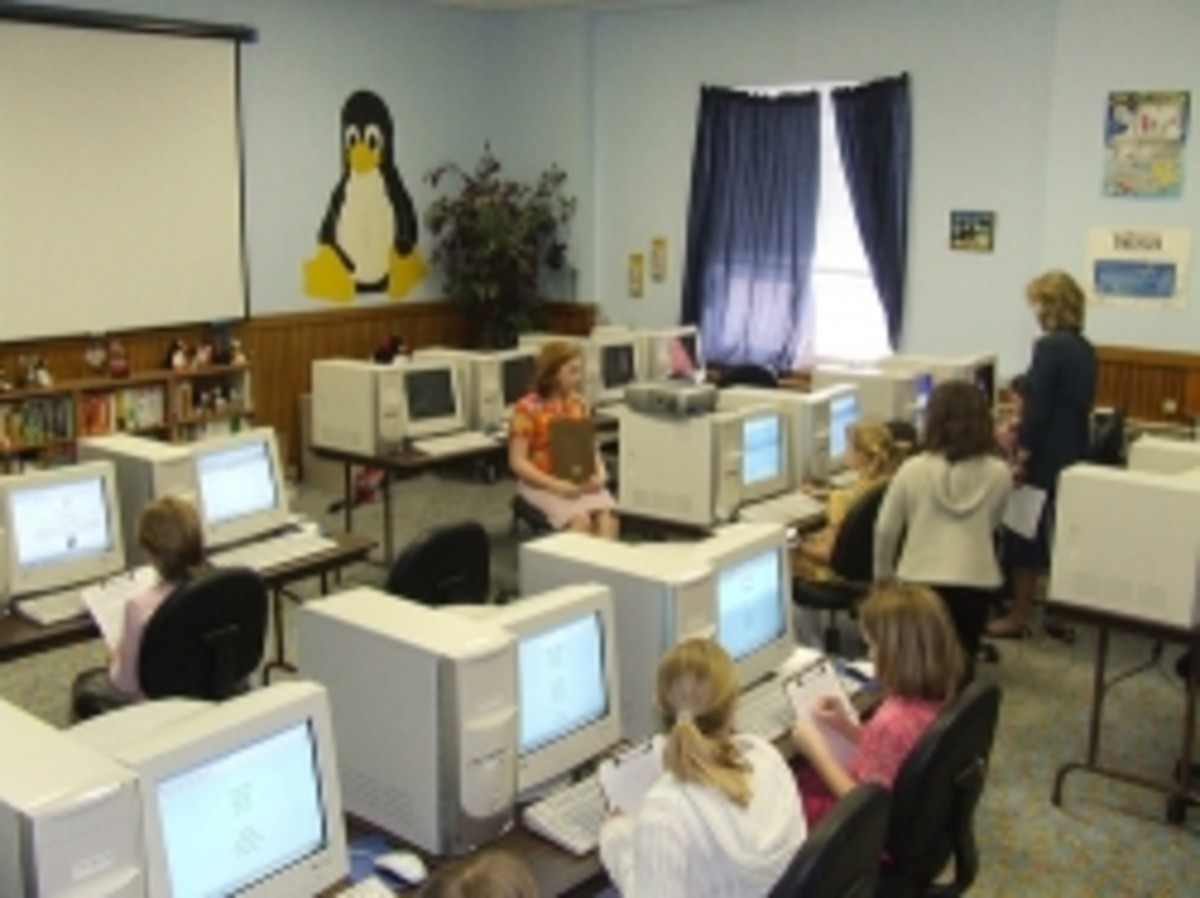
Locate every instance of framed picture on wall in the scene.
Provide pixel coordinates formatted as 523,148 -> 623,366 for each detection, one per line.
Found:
628,253 -> 645,298
949,210 -> 996,252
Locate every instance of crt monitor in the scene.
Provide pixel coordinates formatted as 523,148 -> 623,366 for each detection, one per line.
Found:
400,360 -> 467,439
643,326 -> 703,381
740,410 -> 789,503
698,523 -> 794,688
827,392 -> 860,473
500,350 -> 537,409
192,428 -> 290,548
83,681 -> 347,898
0,460 -> 126,600
488,583 -> 622,795
600,341 -> 638,394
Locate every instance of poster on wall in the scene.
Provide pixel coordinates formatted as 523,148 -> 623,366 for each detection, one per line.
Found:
1085,227 -> 1191,307
1102,90 -> 1190,198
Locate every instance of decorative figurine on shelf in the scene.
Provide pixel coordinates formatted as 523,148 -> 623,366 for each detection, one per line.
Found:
165,338 -> 191,371
194,342 -> 214,369
229,338 -> 247,366
84,336 -> 108,375
108,340 -> 130,378
32,357 -> 53,388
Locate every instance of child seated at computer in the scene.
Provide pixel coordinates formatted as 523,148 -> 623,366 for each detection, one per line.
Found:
509,340 -> 618,539
417,851 -> 537,898
994,374 -> 1026,465
73,496 -> 208,715
794,421 -> 898,581
599,639 -> 805,896
791,583 -> 964,827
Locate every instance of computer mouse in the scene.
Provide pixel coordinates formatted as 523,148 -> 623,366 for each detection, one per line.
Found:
374,850 -> 428,885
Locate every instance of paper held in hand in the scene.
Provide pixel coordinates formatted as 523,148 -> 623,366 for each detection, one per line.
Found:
784,656 -> 860,767
598,736 -> 665,816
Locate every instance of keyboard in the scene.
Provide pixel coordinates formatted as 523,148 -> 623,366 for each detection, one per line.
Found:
209,531 -> 337,571
340,877 -> 395,897
739,490 -> 825,527
411,431 -> 502,457
736,678 -> 795,741
523,774 -> 608,856
16,587 -> 88,626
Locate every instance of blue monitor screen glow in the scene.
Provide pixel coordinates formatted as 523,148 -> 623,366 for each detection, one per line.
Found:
716,548 -> 785,663
742,414 -> 783,486
829,395 -> 859,459
915,373 -> 934,408
156,721 -> 326,898
517,612 -> 609,755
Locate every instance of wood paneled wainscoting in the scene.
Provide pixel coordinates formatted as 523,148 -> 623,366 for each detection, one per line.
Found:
0,300 -> 598,468
1095,345 -> 1200,426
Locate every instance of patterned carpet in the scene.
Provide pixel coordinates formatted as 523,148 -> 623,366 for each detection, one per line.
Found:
2,470 -> 1196,895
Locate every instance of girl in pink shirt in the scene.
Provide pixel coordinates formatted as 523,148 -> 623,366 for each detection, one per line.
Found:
109,495 -> 208,698
791,583 -> 965,826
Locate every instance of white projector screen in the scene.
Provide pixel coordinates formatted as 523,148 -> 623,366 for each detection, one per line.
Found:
0,14 -> 249,341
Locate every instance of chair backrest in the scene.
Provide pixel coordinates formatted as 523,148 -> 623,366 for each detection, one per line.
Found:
139,567 -> 268,701
768,784 -> 890,898
881,680 -> 1003,896
829,480 -> 888,583
716,364 -> 779,389
1089,408 -> 1127,467
385,520 -> 491,606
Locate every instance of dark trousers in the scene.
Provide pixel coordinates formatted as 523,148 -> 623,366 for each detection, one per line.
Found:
929,585 -> 998,682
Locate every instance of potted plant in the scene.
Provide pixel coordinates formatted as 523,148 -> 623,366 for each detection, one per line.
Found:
425,146 -> 576,348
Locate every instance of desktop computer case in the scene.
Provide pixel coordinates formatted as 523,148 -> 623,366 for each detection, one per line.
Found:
618,408 -> 742,527
298,588 -> 517,856
311,360 -> 405,456
0,701 -> 144,898
520,535 -> 716,740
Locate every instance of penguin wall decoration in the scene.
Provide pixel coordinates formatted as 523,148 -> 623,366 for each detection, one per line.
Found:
303,90 -> 426,302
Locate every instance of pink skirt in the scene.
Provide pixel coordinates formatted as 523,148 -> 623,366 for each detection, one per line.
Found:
518,481 -> 617,531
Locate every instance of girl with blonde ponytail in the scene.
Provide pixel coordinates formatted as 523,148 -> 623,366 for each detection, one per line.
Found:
599,640 -> 805,897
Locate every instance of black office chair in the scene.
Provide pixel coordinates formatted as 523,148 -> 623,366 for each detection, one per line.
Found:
793,481 -> 889,654
386,521 -> 492,606
1089,408 -> 1127,467
511,493 -> 554,537
716,364 -> 779,389
876,681 -> 1003,898
768,784 -> 890,898
72,568 -> 269,721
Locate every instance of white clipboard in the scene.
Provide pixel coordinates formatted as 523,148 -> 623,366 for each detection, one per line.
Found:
783,657 -> 860,767
597,736 -> 665,816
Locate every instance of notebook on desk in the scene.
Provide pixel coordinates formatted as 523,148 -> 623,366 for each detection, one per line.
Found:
549,418 -> 596,484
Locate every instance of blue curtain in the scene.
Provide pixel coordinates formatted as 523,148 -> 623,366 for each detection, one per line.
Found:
680,87 -> 820,371
832,73 -> 912,347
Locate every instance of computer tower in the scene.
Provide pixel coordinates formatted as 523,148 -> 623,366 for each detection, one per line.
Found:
618,407 -> 743,526
0,699 -> 144,898
298,588 -> 518,856
77,434 -> 198,565
311,359 -> 405,456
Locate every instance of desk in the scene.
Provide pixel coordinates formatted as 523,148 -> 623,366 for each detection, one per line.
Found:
1048,602 -> 1200,824
313,442 -> 507,564
0,532 -> 375,669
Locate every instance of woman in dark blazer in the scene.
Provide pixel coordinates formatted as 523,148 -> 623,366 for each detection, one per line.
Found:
988,270 -> 1097,639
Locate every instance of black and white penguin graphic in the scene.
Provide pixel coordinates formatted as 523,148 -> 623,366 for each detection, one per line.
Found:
304,90 -> 425,301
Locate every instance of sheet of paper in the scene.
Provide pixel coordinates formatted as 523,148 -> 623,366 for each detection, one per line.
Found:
1003,485 -> 1047,539
784,657 -> 860,768
81,566 -> 158,650
598,736 -> 664,816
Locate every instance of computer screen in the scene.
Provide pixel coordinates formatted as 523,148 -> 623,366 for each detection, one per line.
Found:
1,461 -> 126,598
742,413 -> 783,487
829,394 -> 859,462
488,583 -> 622,793
404,368 -> 456,421
601,343 -> 638,390
501,354 -> 536,407
641,326 -> 703,381
192,429 -> 289,547
915,373 -> 935,408
517,612 -> 609,755
87,681 -> 347,898
156,721 -> 326,897
716,547 -> 785,665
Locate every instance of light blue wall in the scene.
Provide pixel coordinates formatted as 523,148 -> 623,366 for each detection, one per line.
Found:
1042,0 -> 1200,354
51,0 -> 496,316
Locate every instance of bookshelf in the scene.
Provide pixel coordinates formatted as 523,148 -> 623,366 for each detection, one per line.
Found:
0,364 -> 252,473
